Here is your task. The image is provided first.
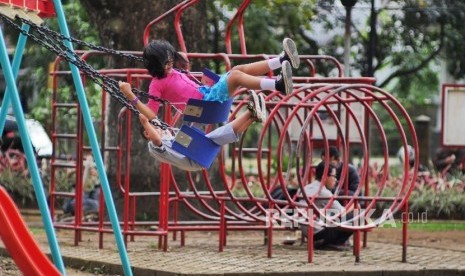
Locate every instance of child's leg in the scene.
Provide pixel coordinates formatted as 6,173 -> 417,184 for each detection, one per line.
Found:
233,92 -> 267,134
203,37 -> 297,101
229,38 -> 299,75
206,91 -> 265,145
227,70 -> 263,96
226,38 -> 299,95
231,60 -> 274,76
236,116 -> 256,134
227,61 -> 293,96
231,111 -> 256,134
206,112 -> 255,146
204,92 -> 259,145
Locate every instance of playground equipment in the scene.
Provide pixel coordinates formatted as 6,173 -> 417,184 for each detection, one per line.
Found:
0,0 -> 418,273
43,0 -> 418,265
0,186 -> 61,276
0,0 -> 133,275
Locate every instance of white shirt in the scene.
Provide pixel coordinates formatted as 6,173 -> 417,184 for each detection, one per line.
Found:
148,140 -> 203,171
146,123 -> 239,171
297,180 -> 344,233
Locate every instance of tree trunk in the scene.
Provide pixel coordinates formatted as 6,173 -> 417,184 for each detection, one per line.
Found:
79,0 -> 208,216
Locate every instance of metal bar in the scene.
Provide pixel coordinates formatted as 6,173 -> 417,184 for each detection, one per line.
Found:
143,0 -> 190,46
51,1 -> 132,274
0,25 -> 66,274
0,23 -> 28,134
225,0 -> 251,54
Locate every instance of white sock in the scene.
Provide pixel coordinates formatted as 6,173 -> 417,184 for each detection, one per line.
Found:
267,57 -> 281,70
260,78 -> 276,90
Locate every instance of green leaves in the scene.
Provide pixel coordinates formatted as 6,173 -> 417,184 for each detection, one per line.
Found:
0,166 -> 35,205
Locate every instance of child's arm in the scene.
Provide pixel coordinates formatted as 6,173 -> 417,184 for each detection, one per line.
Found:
139,114 -> 162,146
118,81 -> 157,120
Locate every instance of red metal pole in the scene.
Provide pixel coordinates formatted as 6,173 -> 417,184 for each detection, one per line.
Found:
74,104 -> 83,246
307,221 -> 314,263
354,230 -> 360,263
174,0 -> 199,52
225,0 -> 251,54
402,202 -> 408,262
49,58 -> 60,223
172,200 -> 178,241
237,0 -> 250,55
219,199 -> 225,252
267,202 -> 273,258
122,76 -> 134,246
143,0 -> 191,46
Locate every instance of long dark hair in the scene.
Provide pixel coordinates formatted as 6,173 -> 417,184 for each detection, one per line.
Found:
143,40 -> 177,78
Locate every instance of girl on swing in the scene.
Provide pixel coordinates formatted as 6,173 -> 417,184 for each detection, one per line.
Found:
118,37 -> 299,170
119,85 -> 267,171
121,37 -> 299,117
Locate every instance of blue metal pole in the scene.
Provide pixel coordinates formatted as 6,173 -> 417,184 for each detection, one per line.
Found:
51,1 -> 133,275
0,26 -> 66,274
0,24 -> 29,134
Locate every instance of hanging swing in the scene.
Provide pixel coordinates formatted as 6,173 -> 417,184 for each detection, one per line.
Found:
1,14 -> 234,168
173,68 -> 234,168
172,125 -> 222,168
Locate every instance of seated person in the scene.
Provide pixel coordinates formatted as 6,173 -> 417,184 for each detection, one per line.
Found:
321,146 -> 359,195
397,145 -> 427,172
1,118 -> 23,152
269,185 -> 299,202
433,147 -> 465,174
298,161 -> 354,250
62,184 -> 100,216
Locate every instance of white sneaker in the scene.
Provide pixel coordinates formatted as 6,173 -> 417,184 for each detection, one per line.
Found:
280,37 -> 300,69
247,90 -> 263,121
257,93 -> 267,125
275,60 -> 293,95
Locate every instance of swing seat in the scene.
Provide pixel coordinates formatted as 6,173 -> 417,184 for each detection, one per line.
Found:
183,98 -> 233,124
182,68 -> 232,124
202,67 -> 221,83
172,125 -> 221,168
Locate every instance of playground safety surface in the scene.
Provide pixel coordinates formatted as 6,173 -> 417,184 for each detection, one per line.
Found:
2,226 -> 465,276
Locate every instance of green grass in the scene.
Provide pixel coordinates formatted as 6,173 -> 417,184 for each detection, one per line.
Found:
380,219 -> 465,231
406,220 -> 465,232
29,227 -> 45,235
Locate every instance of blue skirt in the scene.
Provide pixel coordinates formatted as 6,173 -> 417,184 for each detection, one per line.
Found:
198,72 -> 231,102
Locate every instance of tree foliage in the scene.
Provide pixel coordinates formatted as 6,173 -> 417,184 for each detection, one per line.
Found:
2,1 -> 100,127
310,0 -> 465,102
217,0 -> 316,55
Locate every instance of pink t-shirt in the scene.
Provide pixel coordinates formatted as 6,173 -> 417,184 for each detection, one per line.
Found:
147,70 -> 204,114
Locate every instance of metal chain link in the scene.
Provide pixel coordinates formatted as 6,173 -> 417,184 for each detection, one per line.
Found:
17,16 -> 144,62
14,16 -> 166,102
15,16 -> 199,113
17,17 -> 202,100
0,14 -> 172,130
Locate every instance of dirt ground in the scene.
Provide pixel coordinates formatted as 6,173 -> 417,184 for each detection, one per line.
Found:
368,227 -> 465,252
0,256 -> 100,276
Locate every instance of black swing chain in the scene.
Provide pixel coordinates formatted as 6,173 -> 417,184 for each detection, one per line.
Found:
14,16 -> 171,105
0,14 -> 171,130
19,16 -> 144,63
17,16 -> 203,87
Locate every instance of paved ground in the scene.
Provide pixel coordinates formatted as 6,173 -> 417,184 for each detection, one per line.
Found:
2,228 -> 464,275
